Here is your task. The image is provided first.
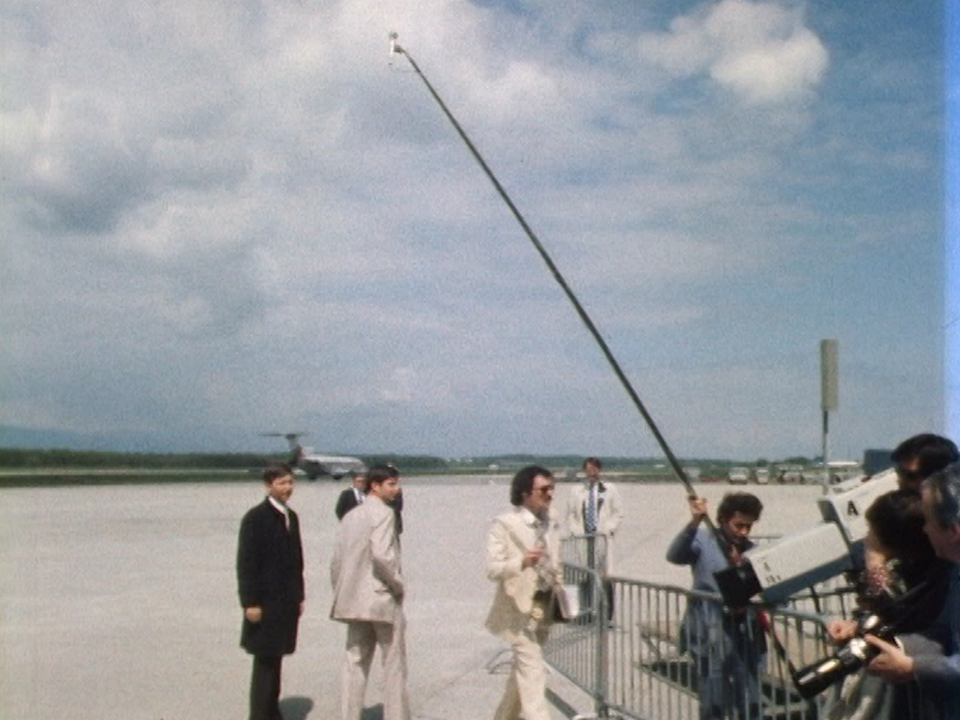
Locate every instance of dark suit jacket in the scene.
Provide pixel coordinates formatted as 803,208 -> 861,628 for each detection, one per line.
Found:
335,487 -> 363,520
336,488 -> 403,534
237,498 -> 304,657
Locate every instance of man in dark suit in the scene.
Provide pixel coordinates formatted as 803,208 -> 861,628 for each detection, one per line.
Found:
335,471 -> 367,520
237,464 -> 305,720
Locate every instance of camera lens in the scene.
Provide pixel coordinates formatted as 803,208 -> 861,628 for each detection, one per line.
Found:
794,657 -> 847,699
793,616 -> 894,698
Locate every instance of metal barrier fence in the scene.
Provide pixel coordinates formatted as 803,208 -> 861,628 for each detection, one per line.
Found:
544,535 -> 612,717
544,535 -> 854,720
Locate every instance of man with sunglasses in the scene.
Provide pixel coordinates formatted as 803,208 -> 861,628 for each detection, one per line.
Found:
485,466 -> 562,720
862,435 -> 960,592
891,434 -> 959,491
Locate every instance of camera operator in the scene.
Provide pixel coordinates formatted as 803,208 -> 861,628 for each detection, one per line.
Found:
858,461 -> 960,718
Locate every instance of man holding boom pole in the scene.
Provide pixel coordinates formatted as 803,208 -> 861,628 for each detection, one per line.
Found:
667,493 -> 766,720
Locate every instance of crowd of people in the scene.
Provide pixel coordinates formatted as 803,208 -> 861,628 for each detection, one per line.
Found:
664,432 -> 960,720
235,432 -> 960,720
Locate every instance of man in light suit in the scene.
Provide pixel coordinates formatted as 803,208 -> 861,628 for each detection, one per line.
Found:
564,457 -> 624,619
486,465 -> 561,720
330,465 -> 410,720
336,468 -> 405,535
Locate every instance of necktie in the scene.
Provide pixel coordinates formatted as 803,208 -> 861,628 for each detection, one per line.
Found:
585,485 -> 597,534
534,519 -> 552,590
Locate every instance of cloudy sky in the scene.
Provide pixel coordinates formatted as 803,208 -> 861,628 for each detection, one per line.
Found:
1,0 -> 956,459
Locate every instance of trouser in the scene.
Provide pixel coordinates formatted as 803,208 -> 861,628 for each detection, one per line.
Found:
342,617 -> 411,720
695,649 -> 762,720
493,623 -> 552,720
249,655 -> 283,720
580,536 -> 614,622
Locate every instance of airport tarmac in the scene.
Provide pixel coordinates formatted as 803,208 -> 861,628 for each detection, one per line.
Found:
0,476 -> 825,719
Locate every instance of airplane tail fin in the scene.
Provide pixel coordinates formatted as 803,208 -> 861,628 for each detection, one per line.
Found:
288,444 -> 304,468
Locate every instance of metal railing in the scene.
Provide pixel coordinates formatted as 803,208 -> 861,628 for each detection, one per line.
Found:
545,535 -> 612,717
543,535 -> 854,720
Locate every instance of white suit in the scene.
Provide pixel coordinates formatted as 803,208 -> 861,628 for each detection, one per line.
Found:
330,496 -> 410,720
564,480 -> 624,574
486,506 -> 562,720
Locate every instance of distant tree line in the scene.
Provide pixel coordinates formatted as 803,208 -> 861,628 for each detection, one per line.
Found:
0,448 -> 817,475
0,448 -> 453,474
363,455 -> 449,472
0,448 -> 279,469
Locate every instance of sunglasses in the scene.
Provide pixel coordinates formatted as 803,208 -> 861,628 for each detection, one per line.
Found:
896,466 -> 925,483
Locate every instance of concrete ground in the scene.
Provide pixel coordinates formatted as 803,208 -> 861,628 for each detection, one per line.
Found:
0,477 -> 823,720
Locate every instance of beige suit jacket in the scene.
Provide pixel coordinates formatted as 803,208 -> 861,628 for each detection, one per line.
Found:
564,480 -> 624,574
485,506 -> 561,642
330,496 -> 404,624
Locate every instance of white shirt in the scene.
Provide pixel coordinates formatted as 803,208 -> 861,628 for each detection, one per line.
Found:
268,495 -> 290,529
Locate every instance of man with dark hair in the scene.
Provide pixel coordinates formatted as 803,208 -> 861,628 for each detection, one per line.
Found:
486,465 -> 561,720
565,457 -> 624,622
861,433 -> 960,594
237,464 -> 305,720
667,493 -> 765,720
891,433 -> 959,490
330,464 -> 410,720
862,461 -> 960,717
385,464 -> 404,536
335,471 -> 367,520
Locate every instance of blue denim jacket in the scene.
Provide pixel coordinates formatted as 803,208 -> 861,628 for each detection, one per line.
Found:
666,525 -> 766,657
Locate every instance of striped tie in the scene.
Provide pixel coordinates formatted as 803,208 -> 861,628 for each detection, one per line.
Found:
585,486 -> 597,534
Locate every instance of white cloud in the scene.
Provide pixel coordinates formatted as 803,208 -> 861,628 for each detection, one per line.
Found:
0,0 -> 945,458
638,0 -> 829,105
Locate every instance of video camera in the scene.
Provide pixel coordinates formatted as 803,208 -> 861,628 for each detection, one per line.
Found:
715,469 -> 898,606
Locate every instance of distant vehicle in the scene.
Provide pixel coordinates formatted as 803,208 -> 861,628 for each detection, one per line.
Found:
825,460 -> 864,484
262,432 -> 365,480
863,449 -> 894,477
728,467 -> 750,484
776,465 -> 807,484
754,468 -> 770,485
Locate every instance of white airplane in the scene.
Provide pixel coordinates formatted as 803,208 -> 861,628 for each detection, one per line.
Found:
261,432 -> 366,481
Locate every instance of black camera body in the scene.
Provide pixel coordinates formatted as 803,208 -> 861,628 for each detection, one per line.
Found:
793,612 -> 895,699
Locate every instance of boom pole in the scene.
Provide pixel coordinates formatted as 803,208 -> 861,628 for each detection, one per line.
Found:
390,35 -> 720,532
